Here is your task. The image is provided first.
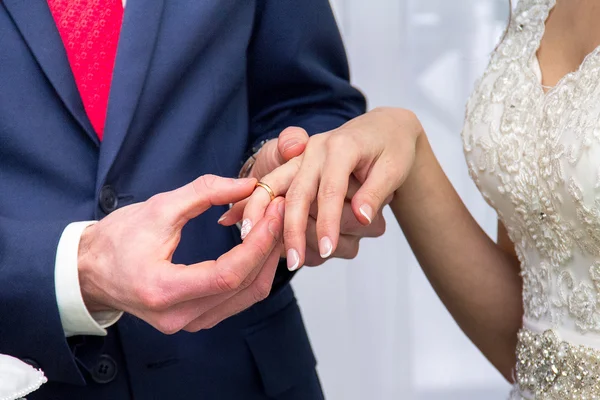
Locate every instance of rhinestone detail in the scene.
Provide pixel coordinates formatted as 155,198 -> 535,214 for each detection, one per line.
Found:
516,329 -> 600,399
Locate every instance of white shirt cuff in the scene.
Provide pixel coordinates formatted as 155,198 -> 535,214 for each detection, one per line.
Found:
55,221 -> 123,337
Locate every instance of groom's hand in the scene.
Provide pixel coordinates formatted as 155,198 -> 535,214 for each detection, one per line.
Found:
247,127 -> 309,181
223,127 -> 387,267
77,175 -> 285,334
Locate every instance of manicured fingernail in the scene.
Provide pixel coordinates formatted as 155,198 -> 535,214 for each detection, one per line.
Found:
236,178 -> 255,185
319,237 -> 333,258
218,211 -> 229,224
241,219 -> 252,240
278,200 -> 285,217
287,249 -> 300,271
282,140 -> 300,152
359,204 -> 373,224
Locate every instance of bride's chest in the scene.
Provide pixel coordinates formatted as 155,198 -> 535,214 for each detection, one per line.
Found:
462,34 -> 600,266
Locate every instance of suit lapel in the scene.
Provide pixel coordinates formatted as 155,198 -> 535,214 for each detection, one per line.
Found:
96,0 -> 165,191
3,0 -> 99,145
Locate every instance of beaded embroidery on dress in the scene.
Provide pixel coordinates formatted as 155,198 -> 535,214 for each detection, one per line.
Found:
461,0 -> 600,398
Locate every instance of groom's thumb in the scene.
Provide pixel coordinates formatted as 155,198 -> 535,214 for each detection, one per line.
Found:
168,175 -> 257,227
250,127 -> 309,180
277,127 -> 309,162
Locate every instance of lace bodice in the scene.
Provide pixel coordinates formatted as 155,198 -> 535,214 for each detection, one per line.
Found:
464,0 -> 600,339
462,0 -> 600,397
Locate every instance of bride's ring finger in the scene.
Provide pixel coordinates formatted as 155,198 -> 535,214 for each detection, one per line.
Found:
240,158 -> 301,240
255,182 -> 276,202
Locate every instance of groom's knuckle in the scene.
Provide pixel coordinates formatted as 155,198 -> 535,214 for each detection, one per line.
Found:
214,267 -> 245,292
143,293 -> 170,312
146,193 -> 169,215
136,281 -> 170,311
204,317 -> 225,330
238,271 -> 257,291
183,324 -> 200,333
245,240 -> 269,263
185,317 -> 213,332
252,280 -> 272,302
155,316 -> 184,335
195,174 -> 217,194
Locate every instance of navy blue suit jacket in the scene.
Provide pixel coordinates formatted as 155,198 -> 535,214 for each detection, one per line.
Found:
0,0 -> 365,398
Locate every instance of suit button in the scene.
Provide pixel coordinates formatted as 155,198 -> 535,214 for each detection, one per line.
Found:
91,354 -> 118,384
22,358 -> 41,370
99,185 -> 119,214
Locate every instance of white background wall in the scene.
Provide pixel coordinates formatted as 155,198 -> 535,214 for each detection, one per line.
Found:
292,1 -> 514,399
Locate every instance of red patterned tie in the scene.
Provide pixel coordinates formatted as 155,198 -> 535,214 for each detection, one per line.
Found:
47,0 -> 124,140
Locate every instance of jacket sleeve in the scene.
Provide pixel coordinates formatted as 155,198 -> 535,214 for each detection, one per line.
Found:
0,216 -> 86,385
246,0 -> 366,289
246,0 -> 367,150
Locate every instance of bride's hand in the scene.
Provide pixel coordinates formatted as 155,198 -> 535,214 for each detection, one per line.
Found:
222,107 -> 424,270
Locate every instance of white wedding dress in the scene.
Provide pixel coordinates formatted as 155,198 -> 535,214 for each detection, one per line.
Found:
462,0 -> 600,398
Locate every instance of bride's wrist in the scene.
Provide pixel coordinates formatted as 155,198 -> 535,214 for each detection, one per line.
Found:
393,129 -> 430,201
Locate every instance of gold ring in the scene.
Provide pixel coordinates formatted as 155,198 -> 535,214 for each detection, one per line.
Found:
255,182 -> 276,202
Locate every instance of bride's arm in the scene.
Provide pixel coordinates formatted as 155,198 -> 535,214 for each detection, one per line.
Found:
220,107 -> 523,381
391,131 -> 522,381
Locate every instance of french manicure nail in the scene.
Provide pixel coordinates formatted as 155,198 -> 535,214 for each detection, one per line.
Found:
287,249 -> 300,271
241,219 -> 252,240
218,210 -> 230,224
359,204 -> 373,224
319,237 -> 333,258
